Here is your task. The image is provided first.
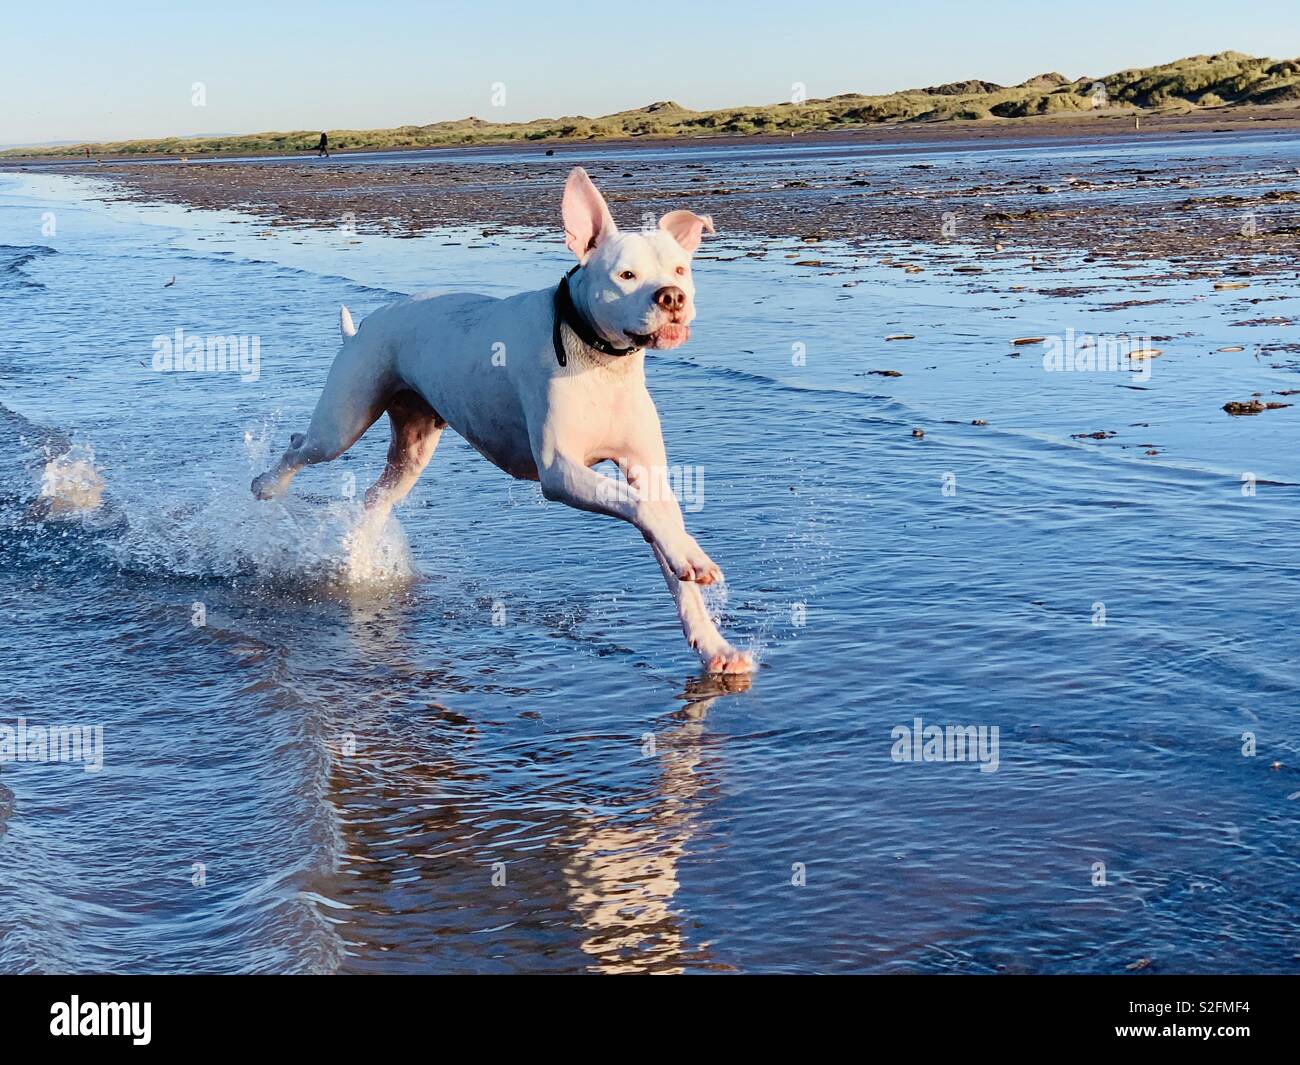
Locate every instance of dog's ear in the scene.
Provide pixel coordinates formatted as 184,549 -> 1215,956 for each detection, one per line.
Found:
562,167 -> 617,261
659,210 -> 715,254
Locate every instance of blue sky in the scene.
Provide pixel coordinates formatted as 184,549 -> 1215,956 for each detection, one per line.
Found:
4,0 -> 1300,144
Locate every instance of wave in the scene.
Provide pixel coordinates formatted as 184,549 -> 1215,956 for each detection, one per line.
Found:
0,238 -> 400,302
664,354 -> 1298,490
0,243 -> 57,290
166,250 -> 402,298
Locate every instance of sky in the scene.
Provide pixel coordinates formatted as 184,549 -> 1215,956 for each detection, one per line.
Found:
4,0 -> 1300,145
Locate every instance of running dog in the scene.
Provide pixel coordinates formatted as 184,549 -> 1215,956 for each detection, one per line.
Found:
252,167 -> 753,673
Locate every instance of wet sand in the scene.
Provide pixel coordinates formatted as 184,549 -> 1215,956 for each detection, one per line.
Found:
7,113 -> 1300,276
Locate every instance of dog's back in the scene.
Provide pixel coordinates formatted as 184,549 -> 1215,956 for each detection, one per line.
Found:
352,287 -> 552,478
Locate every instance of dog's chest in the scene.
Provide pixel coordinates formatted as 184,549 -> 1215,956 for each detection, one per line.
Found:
549,363 -> 648,461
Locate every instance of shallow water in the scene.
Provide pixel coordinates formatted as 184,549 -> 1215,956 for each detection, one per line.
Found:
1,137 -> 1298,974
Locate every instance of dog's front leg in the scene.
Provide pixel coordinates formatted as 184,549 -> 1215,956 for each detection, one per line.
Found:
650,542 -> 754,674
620,460 -> 722,585
537,453 -> 640,520
539,456 -> 751,673
626,463 -> 752,673
537,455 -> 717,582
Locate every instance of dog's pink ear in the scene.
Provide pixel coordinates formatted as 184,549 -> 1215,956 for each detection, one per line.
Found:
562,167 -> 617,261
659,210 -> 715,254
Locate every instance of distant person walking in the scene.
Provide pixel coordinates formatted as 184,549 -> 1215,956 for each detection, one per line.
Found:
316,132 -> 329,158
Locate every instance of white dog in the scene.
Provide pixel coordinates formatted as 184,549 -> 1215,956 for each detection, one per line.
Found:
252,167 -> 754,674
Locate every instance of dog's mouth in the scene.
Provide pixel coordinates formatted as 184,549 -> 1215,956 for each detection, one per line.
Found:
625,322 -> 690,350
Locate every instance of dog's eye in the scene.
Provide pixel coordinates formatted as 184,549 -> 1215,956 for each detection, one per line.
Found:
675,265 -> 687,276
618,270 -> 636,281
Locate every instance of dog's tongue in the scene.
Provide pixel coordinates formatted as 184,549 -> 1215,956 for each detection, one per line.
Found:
654,323 -> 689,349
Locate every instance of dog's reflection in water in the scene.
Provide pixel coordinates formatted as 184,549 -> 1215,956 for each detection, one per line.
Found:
559,674 -> 750,974
321,609 -> 751,973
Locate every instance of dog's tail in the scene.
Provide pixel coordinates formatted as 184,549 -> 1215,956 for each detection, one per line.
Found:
339,305 -> 357,338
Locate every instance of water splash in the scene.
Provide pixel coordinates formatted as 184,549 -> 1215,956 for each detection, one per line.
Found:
701,579 -> 765,665
98,419 -> 418,594
37,443 -> 105,516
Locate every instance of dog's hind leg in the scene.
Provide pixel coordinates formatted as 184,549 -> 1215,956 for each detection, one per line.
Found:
362,389 -> 445,522
252,325 -> 392,501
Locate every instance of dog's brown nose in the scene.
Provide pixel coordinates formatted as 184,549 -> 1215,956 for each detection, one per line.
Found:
654,286 -> 686,313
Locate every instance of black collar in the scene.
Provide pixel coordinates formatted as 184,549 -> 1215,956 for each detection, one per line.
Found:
552,266 -> 641,367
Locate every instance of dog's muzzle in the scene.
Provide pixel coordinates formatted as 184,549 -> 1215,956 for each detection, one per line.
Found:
625,322 -> 691,349
625,286 -> 691,349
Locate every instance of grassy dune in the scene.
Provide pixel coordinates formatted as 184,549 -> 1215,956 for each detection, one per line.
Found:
9,51 -> 1300,158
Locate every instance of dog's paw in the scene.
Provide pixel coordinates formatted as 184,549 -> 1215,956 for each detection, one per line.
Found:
667,536 -> 723,585
251,472 -> 280,500
702,646 -> 755,675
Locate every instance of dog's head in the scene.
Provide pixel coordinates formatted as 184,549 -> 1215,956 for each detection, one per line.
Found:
561,167 -> 713,351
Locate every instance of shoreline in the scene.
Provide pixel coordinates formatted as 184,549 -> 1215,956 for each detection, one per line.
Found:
6,106 -> 1300,166
6,113 -> 1298,277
